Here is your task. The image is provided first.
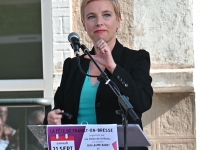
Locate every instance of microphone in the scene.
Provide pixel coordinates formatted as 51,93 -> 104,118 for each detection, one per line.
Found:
68,32 -> 80,54
58,112 -> 73,119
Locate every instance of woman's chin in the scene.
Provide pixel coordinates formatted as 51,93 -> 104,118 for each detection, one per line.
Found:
94,36 -> 106,42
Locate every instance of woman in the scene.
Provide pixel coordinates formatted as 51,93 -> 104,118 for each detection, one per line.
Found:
44,0 -> 153,149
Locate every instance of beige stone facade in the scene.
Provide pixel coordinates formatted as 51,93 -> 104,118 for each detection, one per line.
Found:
71,0 -> 196,149
143,93 -> 195,150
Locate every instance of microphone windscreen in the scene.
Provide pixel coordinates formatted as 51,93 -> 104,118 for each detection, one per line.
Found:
68,32 -> 80,43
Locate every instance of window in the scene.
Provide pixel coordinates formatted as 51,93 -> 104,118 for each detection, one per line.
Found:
0,0 -> 53,149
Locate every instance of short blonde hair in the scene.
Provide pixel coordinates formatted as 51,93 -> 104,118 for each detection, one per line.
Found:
80,0 -> 121,22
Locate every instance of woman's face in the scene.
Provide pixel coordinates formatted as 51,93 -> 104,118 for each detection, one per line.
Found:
83,0 -> 120,45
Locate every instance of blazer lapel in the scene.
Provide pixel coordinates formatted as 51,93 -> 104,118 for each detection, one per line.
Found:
72,39 -> 124,110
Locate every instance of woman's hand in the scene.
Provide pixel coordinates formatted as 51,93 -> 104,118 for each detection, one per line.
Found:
47,109 -> 64,125
84,39 -> 116,73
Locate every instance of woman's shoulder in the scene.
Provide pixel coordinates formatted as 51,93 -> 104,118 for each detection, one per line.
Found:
123,46 -> 150,58
62,57 -> 77,71
64,55 -> 83,64
63,55 -> 87,69
64,56 -> 76,63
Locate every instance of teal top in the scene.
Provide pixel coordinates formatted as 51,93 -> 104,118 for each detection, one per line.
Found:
77,68 -> 100,124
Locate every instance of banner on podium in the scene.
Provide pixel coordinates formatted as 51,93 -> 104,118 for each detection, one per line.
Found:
47,124 -> 119,150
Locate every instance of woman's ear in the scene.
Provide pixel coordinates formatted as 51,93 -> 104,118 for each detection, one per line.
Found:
117,15 -> 122,28
116,17 -> 121,31
82,21 -> 86,31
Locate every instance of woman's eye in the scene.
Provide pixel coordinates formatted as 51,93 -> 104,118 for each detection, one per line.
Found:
88,15 -> 95,20
104,14 -> 111,18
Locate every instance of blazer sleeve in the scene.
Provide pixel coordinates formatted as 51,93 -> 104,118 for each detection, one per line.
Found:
43,58 -> 72,125
54,58 -> 72,109
111,49 -> 153,113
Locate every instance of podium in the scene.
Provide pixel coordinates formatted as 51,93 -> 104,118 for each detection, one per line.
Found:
28,124 -> 151,149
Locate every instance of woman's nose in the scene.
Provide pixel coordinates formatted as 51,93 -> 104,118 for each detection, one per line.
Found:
96,17 -> 103,26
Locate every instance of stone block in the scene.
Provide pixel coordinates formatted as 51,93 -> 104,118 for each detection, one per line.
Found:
143,93 -> 195,150
64,51 -> 74,59
52,8 -> 70,17
151,69 -> 194,93
63,17 -> 71,34
158,93 -> 195,136
52,1 -> 70,8
53,43 -> 71,51
53,73 -> 62,91
53,51 -> 64,73
159,140 -> 195,150
53,17 -> 62,34
133,0 -> 193,69
53,34 -> 68,43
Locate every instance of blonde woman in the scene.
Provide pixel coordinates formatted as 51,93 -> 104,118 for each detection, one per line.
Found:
45,1 -> 153,149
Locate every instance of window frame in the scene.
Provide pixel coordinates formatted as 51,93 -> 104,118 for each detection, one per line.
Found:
0,0 -> 53,99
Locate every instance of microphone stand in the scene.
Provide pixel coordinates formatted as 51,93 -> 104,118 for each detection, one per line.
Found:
80,44 -> 139,150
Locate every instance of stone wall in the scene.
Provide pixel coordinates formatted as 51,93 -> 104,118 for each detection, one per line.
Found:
133,0 -> 193,69
131,1 -> 195,149
143,93 -> 195,150
52,0 -> 196,149
193,0 -> 200,149
52,0 -> 73,90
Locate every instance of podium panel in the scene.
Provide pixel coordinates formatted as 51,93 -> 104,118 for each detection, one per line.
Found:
28,124 -> 151,149
28,125 -> 48,148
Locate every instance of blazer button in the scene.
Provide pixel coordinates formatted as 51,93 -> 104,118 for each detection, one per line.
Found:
125,83 -> 128,87
96,103 -> 101,107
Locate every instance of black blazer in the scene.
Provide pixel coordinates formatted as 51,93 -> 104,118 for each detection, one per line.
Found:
44,39 -> 153,150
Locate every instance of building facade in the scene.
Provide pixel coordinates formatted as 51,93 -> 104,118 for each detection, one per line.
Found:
0,0 -> 199,149
52,0 -> 199,150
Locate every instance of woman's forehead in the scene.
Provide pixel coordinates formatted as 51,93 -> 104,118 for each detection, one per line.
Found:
84,0 -> 114,13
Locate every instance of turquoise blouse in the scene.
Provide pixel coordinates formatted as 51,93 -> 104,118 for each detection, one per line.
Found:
77,68 -> 99,124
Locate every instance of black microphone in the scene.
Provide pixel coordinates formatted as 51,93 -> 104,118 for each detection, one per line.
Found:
58,112 -> 73,119
68,32 -> 80,54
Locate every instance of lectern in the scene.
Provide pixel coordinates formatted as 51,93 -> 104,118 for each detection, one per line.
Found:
28,124 -> 151,149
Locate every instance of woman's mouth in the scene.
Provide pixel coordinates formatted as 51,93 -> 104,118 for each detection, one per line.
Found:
95,30 -> 106,34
